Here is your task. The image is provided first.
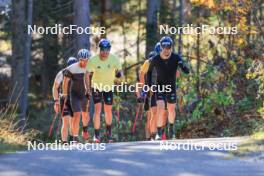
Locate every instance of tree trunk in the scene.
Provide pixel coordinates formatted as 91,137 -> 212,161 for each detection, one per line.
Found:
100,0 -> 106,38
73,0 -> 90,51
122,21 -> 128,83
136,0 -> 142,81
146,0 -> 159,57
196,8 -> 201,98
246,9 -> 251,44
11,0 -> 26,109
178,0 -> 183,54
42,32 -> 59,99
19,0 -> 33,128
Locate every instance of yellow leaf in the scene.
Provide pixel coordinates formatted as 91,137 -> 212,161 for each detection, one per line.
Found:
207,0 -> 215,8
237,8 -> 248,14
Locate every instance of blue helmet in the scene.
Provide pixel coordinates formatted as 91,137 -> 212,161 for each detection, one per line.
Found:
160,36 -> 173,48
77,49 -> 91,60
67,57 -> 77,66
98,38 -> 111,49
148,51 -> 157,59
154,42 -> 162,54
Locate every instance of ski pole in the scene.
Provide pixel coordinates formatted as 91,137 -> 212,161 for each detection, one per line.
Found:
49,112 -> 58,138
132,104 -> 141,134
55,97 -> 67,140
117,92 -> 120,124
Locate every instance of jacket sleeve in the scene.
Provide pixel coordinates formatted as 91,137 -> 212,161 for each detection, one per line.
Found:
63,69 -> 73,78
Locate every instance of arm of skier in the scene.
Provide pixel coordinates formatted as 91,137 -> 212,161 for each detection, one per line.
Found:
177,55 -> 190,74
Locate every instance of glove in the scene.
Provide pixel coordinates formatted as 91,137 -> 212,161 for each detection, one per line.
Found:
115,71 -> 122,78
137,97 -> 144,103
181,65 -> 190,74
137,90 -> 147,103
140,90 -> 147,98
85,90 -> 91,100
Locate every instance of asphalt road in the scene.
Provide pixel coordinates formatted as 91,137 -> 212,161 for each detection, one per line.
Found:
0,137 -> 263,176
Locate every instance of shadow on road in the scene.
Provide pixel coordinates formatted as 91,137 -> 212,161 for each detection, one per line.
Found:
0,139 -> 263,176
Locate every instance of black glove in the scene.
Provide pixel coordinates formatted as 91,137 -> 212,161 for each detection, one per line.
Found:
181,64 -> 190,74
137,97 -> 144,103
115,71 -> 122,78
178,60 -> 190,74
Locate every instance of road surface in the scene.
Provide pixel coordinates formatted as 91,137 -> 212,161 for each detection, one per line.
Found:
0,137 -> 263,176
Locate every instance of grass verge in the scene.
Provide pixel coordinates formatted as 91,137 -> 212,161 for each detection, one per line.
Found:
0,100 -> 39,154
231,131 -> 264,157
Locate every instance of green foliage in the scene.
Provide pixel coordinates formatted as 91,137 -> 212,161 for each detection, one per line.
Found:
258,103 -> 264,118
192,101 -> 203,119
191,91 -> 234,119
237,97 -> 254,112
246,60 -> 264,118
209,91 -> 234,106
246,61 -> 264,99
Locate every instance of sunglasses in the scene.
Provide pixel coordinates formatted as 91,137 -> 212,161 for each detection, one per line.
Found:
79,58 -> 88,61
100,47 -> 110,52
161,44 -> 172,49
